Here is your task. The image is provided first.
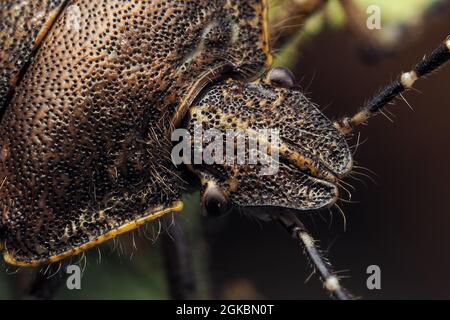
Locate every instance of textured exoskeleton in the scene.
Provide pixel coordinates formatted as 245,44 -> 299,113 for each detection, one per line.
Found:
0,0 -> 351,267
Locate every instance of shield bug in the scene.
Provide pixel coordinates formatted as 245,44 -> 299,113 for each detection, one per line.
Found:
0,0 -> 449,299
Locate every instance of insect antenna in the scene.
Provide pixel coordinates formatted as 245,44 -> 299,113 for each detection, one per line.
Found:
335,36 -> 450,135
277,212 -> 352,300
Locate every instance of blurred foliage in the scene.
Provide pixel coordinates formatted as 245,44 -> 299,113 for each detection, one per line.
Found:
0,0 -> 442,300
271,0 -> 442,67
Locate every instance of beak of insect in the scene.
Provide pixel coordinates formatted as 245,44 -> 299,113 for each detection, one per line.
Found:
201,181 -> 231,217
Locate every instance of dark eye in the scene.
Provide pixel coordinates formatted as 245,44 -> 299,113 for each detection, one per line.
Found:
266,67 -> 296,88
202,184 -> 230,217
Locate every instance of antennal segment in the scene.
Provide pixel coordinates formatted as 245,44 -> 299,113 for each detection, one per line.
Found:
335,36 -> 450,135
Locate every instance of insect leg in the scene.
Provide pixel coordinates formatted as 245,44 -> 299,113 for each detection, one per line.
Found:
25,267 -> 66,300
160,215 -> 198,300
270,0 -> 329,50
278,212 -> 352,300
335,36 -> 450,135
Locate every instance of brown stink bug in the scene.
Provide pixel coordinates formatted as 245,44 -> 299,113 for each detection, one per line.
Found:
0,0 -> 449,299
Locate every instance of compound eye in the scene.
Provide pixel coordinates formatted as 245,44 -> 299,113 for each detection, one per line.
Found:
266,67 -> 296,88
202,183 -> 230,217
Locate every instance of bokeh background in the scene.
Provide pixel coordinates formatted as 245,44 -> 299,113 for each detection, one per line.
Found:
1,0 -> 450,300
